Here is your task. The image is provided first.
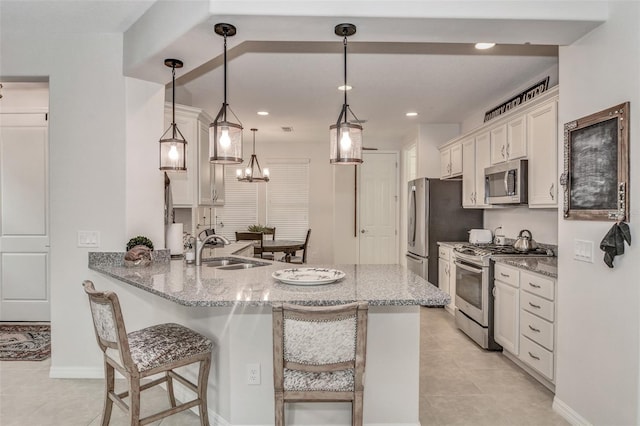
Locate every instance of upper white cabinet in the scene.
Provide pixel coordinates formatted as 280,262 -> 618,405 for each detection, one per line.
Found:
164,103 -> 224,208
462,131 -> 491,208
490,116 -> 527,165
439,86 -> 558,209
440,142 -> 462,179
527,101 -> 558,208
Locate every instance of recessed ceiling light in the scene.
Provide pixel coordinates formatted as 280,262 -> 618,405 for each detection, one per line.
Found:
406,112 -> 418,117
257,111 -> 269,116
475,42 -> 496,50
338,85 -> 352,91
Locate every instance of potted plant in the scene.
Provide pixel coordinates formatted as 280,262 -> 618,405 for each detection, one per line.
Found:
124,236 -> 154,267
247,224 -> 268,233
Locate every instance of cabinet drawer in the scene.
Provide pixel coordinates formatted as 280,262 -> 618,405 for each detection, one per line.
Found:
521,271 -> 554,300
521,291 -> 554,322
438,247 -> 450,261
494,263 -> 519,287
520,310 -> 554,351
519,336 -> 554,381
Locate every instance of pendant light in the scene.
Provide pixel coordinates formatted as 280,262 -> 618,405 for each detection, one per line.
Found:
159,59 -> 187,171
236,128 -> 269,182
209,23 -> 243,164
330,23 -> 363,165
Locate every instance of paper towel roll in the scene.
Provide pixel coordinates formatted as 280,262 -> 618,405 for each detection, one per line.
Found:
166,223 -> 184,256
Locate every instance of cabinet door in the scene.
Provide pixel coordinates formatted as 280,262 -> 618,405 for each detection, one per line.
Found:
490,124 -> 507,165
165,111 -> 195,206
527,101 -> 558,207
461,138 -> 476,207
474,131 -> 491,208
494,281 -> 519,355
438,258 -> 450,296
448,260 -> 457,310
440,149 -> 451,178
450,143 -> 463,176
198,120 -> 213,206
507,116 -> 527,160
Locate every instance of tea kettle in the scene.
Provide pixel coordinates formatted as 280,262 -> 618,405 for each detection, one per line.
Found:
514,229 -> 537,252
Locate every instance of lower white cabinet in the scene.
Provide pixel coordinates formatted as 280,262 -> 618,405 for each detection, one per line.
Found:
493,264 -> 520,354
437,244 -> 456,315
494,263 -> 557,387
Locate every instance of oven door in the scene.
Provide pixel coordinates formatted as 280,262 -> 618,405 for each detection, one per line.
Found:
454,259 -> 489,326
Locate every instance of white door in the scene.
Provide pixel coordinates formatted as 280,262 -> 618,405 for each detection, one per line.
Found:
359,152 -> 398,264
0,113 -> 50,320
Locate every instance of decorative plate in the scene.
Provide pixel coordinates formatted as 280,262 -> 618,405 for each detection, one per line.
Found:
272,268 -> 346,286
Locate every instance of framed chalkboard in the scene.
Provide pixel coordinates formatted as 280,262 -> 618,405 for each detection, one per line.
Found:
561,102 -> 629,221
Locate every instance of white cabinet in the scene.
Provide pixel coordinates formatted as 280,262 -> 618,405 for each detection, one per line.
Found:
440,142 -> 462,178
437,245 -> 456,315
494,261 -> 558,387
165,104 -> 223,207
493,264 -> 520,354
527,101 -> 558,207
462,131 -> 491,208
490,116 -> 527,165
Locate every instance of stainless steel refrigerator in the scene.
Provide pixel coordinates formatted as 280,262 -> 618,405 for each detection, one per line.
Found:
406,178 -> 483,285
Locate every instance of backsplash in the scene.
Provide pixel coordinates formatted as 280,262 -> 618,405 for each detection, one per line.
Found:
484,206 -> 558,246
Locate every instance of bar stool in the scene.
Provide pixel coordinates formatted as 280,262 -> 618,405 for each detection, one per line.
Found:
83,280 -> 212,426
272,301 -> 368,425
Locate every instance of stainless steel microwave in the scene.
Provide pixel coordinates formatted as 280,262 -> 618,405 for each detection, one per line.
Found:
484,159 -> 528,204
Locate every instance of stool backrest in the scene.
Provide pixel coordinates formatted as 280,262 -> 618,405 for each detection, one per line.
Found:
83,280 -> 135,372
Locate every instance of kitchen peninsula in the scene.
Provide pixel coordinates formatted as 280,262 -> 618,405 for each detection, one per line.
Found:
88,242 -> 448,425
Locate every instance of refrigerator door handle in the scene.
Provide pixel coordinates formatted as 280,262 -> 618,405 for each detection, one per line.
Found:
406,253 -> 424,263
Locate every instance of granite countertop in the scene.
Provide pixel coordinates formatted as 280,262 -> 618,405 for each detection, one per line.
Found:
491,256 -> 558,278
89,243 -> 450,307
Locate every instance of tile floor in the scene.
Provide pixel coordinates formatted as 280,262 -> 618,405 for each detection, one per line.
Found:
0,307 -> 568,425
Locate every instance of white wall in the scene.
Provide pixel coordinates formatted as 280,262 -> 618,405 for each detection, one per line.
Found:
417,123 -> 460,179
554,3 -> 640,424
484,207 -> 558,245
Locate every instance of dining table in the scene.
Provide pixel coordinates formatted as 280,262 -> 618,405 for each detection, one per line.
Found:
260,239 -> 304,262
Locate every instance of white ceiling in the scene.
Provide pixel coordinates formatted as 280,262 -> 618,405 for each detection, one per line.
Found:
1,1 -> 605,148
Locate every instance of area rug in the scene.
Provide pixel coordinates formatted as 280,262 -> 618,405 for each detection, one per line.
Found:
0,323 -> 50,361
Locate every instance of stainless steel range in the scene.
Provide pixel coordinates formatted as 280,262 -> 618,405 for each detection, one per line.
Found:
453,243 -> 554,350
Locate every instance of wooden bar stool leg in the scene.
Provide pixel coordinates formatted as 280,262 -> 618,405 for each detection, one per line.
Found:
353,392 -> 364,426
129,378 -> 141,426
101,360 -> 115,426
166,371 -> 177,408
274,392 -> 284,426
198,357 -> 212,426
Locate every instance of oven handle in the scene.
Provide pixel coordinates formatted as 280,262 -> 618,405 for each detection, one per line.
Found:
406,253 -> 424,264
454,261 -> 483,274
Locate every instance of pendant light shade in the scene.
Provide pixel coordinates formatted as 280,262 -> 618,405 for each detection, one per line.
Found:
159,59 -> 187,171
330,23 -> 363,165
236,128 -> 269,182
210,23 -> 243,164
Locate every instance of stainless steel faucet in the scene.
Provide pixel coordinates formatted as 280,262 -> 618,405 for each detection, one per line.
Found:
195,234 -> 230,266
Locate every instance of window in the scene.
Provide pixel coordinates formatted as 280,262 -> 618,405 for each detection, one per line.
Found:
266,159 -> 310,240
216,166 -> 258,240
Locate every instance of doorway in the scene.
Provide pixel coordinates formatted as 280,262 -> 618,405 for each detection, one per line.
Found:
358,151 -> 398,264
0,82 -> 50,321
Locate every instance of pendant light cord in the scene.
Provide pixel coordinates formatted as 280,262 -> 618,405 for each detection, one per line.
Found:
223,30 -> 228,121
343,34 -> 348,123
171,64 -> 176,138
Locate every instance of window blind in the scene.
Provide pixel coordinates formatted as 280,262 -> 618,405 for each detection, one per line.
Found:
266,159 -> 310,240
217,166 -> 258,240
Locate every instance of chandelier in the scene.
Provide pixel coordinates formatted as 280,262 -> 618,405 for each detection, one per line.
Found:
237,128 -> 269,182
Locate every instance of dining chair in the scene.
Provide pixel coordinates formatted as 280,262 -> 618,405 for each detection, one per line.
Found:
83,280 -> 212,426
260,227 -> 276,259
287,229 -> 311,264
272,301 -> 369,426
235,231 -> 265,258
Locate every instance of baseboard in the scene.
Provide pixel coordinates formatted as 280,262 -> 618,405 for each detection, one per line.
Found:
49,366 -> 104,379
552,397 -> 592,426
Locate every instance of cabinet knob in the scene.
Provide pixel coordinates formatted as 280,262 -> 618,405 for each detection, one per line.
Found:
501,145 -> 505,158
361,229 -> 366,234
549,183 -> 555,200
506,142 -> 510,157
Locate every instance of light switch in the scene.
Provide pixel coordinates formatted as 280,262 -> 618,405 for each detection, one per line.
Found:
573,239 -> 593,263
78,231 -> 100,248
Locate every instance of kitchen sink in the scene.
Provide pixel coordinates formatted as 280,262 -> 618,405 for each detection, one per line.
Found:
202,257 -> 270,269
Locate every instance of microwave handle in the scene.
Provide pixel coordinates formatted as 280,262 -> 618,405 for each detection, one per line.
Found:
504,171 -> 509,196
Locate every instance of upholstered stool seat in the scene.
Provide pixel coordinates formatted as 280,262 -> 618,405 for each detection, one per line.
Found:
272,301 -> 368,426
83,280 -> 212,426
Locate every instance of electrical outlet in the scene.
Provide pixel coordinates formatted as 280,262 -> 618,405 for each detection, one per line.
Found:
247,363 -> 261,385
